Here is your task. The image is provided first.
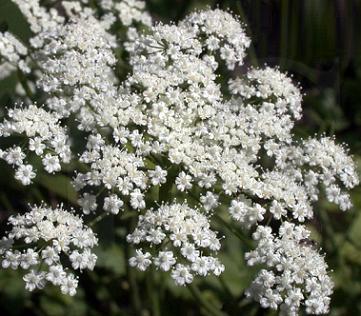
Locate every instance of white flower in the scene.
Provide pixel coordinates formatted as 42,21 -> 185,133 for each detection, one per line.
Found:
23,270 -> 46,291
171,264 -> 193,286
191,256 -> 211,276
2,250 -> 20,269
181,243 -> 199,262
41,246 -> 60,265
148,166 -> 167,186
60,274 -> 78,296
70,249 -> 97,271
46,265 -> 66,286
269,201 -> 287,220
29,137 -> 45,155
5,147 -> 25,165
229,200 -> 247,221
69,250 -> 88,270
229,199 -> 265,228
145,228 -> 166,245
154,251 -> 176,271
103,194 -> 124,214
130,189 -> 145,210
129,249 -> 152,271
175,172 -> 192,191
20,249 -> 39,269
200,191 -> 219,211
78,193 -> 97,214
15,164 -> 36,185
42,154 -> 61,173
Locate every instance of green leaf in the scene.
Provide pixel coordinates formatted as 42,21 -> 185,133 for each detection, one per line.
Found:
95,245 -> 125,275
36,174 -> 78,204
341,241 -> 361,266
348,212 -> 361,248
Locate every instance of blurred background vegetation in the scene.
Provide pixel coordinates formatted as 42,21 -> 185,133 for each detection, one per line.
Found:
1,0 -> 361,315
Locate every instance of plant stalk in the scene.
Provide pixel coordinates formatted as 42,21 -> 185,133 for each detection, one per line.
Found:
187,283 -> 226,316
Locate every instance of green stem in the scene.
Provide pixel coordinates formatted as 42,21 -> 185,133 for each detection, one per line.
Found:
125,212 -> 142,315
214,214 -> 253,249
219,274 -> 234,300
88,213 -> 107,227
289,1 -> 299,60
236,2 -> 258,67
17,68 -> 34,101
147,267 -> 161,316
127,263 -> 142,315
187,190 -> 253,248
280,0 -> 289,69
187,283 -> 226,316
318,207 -> 345,266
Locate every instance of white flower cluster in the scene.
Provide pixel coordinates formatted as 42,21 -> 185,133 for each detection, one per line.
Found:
0,204 -> 97,296
245,222 -> 333,315
76,139 -> 150,213
0,1 -> 358,313
11,0 -> 65,34
229,197 -> 266,228
37,15 -> 117,121
302,137 -> 358,210
104,0 -> 152,27
229,67 -> 303,120
0,32 -> 29,79
0,105 -> 71,184
127,202 -> 224,285
263,136 -> 359,216
180,9 -> 251,69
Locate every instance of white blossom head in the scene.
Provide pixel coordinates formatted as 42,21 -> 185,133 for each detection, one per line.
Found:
127,202 -> 224,285
1,204 -> 98,296
245,222 -> 333,315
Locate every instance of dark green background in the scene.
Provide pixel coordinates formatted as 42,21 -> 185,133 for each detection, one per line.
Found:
1,1 -> 361,315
